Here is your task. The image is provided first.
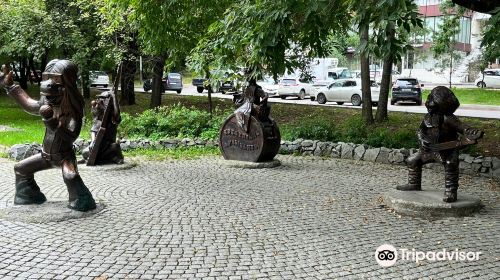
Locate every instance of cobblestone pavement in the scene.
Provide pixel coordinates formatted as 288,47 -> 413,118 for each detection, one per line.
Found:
0,155 -> 498,279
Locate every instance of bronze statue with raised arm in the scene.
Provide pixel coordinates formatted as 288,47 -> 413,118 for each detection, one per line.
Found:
0,59 -> 96,211
397,86 -> 483,203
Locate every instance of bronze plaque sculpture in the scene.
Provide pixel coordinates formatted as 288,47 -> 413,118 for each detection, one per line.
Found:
82,91 -> 124,166
219,79 -> 280,162
397,86 -> 483,203
0,59 -> 96,211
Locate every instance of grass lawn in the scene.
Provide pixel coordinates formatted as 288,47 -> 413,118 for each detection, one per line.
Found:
421,88 -> 500,106
1,85 -> 499,157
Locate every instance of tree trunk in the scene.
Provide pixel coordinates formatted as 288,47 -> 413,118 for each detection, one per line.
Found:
150,56 -> 165,109
205,68 -> 213,115
120,58 -> 136,105
19,58 -> 28,90
449,53 -> 453,89
28,56 -> 41,86
376,23 -> 396,123
359,24 -> 374,125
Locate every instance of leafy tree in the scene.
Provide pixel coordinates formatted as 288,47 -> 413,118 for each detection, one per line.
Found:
190,0 -> 351,81
370,0 -> 422,122
0,0 -> 59,88
110,0 -> 232,109
432,0 -> 466,89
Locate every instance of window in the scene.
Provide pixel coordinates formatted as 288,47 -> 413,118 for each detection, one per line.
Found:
396,79 -> 419,86
328,72 -> 338,79
343,80 -> 357,87
282,79 -> 297,85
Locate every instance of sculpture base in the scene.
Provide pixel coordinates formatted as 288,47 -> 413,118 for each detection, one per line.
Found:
0,200 -> 106,223
221,159 -> 281,169
382,189 -> 482,219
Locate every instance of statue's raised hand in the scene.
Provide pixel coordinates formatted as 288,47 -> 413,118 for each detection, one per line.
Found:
0,64 -> 14,88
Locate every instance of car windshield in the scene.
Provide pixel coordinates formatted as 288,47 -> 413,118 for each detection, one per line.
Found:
396,79 -> 418,86
168,73 -> 181,79
91,71 -> 106,76
282,79 -> 297,85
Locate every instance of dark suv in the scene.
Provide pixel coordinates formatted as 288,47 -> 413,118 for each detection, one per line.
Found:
143,72 -> 183,94
390,78 -> 423,106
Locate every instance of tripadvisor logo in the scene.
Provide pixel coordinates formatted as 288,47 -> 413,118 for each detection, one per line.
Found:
375,244 -> 481,267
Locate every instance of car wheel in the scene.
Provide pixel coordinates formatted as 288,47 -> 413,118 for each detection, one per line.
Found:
351,94 -> 362,106
104,84 -> 108,88
310,96 -> 315,101
298,89 -> 306,100
280,96 -> 286,100
197,86 -> 204,93
176,89 -> 182,94
221,90 -> 226,95
336,102 -> 344,105
317,93 -> 327,104
372,102 -> 378,107
416,99 -> 422,106
477,81 -> 486,88
390,99 -> 396,105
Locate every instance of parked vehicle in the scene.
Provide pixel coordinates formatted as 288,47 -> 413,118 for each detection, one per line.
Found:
192,77 -> 207,93
313,78 -> 380,106
143,72 -> 183,94
390,78 -> 423,106
326,67 -> 353,80
475,69 -> 500,88
277,77 -> 315,100
257,76 -> 279,96
90,71 -> 109,88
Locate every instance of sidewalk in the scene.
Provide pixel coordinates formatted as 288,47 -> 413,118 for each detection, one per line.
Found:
0,156 -> 498,279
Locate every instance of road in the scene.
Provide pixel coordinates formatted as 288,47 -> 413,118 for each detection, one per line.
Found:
132,84 -> 500,119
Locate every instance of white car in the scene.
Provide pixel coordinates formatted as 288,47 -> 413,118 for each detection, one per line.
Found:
258,76 -> 279,96
90,71 -> 110,88
277,77 -> 315,100
313,78 -> 380,106
474,69 -> 500,88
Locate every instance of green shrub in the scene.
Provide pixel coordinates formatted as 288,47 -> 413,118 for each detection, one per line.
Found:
119,104 -> 229,140
281,115 -> 419,149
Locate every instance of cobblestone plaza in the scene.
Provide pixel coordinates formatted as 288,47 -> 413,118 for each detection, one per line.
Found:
0,155 -> 498,279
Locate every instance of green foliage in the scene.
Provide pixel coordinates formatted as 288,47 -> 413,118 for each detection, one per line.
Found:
124,146 -> 220,160
189,0 -> 351,79
480,8 -> 500,68
281,115 -> 418,149
119,104 -> 229,140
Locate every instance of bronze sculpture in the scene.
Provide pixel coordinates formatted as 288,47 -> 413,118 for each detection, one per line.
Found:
0,59 -> 96,211
397,86 -> 483,203
219,78 -> 281,162
82,91 -> 124,165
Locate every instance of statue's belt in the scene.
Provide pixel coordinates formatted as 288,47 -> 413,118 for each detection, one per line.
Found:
41,150 -> 72,162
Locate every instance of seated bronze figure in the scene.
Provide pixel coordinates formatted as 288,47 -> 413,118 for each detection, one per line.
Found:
82,91 -> 123,165
219,78 -> 280,162
0,59 -> 96,211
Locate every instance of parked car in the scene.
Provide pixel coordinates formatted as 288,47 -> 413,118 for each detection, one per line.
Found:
257,76 -> 279,96
313,78 -> 380,106
277,77 -> 315,100
90,71 -> 109,88
474,69 -> 500,88
390,78 -> 423,106
143,72 -> 183,94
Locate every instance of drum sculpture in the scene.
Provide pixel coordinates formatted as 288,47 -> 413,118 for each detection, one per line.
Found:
219,80 -> 280,162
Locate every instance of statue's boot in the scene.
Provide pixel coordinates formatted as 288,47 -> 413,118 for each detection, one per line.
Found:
396,167 -> 422,191
443,166 -> 459,203
14,175 -> 47,205
65,175 -> 96,211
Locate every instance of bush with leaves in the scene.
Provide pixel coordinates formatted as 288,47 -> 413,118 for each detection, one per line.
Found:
119,104 -> 229,140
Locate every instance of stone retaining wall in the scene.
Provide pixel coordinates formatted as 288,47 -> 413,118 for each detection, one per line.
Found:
7,137 -> 500,179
